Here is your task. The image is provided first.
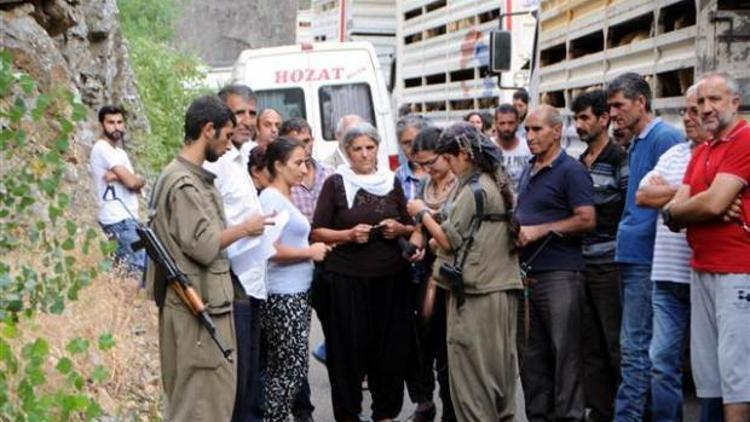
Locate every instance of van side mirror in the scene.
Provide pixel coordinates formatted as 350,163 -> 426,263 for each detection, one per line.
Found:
489,30 -> 512,73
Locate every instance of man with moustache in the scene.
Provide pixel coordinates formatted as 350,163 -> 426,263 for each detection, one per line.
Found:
255,108 -> 282,150
515,105 -> 595,421
146,95 -> 269,420
494,103 -> 532,189
664,72 -> 750,422
607,72 -> 682,421
89,105 -> 147,275
635,84 -> 711,421
572,89 -> 628,422
204,85 -> 274,422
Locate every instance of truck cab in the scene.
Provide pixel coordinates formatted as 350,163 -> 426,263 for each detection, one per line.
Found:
229,42 -> 399,169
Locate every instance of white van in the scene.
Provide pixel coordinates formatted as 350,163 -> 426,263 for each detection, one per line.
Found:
229,42 -> 400,170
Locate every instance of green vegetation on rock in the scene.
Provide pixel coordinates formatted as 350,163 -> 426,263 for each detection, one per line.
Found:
118,0 -> 207,172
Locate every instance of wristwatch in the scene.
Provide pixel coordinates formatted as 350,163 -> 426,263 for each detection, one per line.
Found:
661,204 -> 678,232
415,208 -> 430,225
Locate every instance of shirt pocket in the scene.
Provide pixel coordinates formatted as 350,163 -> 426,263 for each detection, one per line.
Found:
460,250 -> 485,290
202,257 -> 233,314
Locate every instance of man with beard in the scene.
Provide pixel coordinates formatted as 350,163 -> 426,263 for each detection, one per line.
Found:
204,85 -> 274,422
256,108 -> 282,150
146,95 -> 269,420
607,72 -> 682,421
494,103 -> 532,189
573,90 -> 627,422
636,84 -> 712,421
89,105 -> 147,275
665,72 -> 750,422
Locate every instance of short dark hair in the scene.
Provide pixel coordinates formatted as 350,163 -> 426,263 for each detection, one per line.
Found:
411,126 -> 442,154
280,117 -> 311,136
265,136 -> 303,178
247,146 -> 266,173
98,105 -> 126,123
571,89 -> 609,117
494,103 -> 519,120
464,111 -> 492,132
217,84 -> 255,103
183,95 -> 236,143
606,72 -> 652,112
512,88 -> 529,104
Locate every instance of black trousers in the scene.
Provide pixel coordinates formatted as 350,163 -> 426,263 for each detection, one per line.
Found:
231,296 -> 263,422
405,282 -> 455,421
520,270 -> 586,422
313,269 -> 412,421
582,263 -> 622,422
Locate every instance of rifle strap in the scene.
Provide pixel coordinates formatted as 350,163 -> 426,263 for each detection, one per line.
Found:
452,173 -> 485,270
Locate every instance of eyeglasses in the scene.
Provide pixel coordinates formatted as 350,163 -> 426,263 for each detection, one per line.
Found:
415,155 -> 440,168
679,107 -> 700,117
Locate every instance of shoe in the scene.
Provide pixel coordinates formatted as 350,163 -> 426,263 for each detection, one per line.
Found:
407,403 -> 436,422
312,342 -> 326,365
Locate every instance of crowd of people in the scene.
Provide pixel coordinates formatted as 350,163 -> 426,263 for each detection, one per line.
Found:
88,70 -> 750,422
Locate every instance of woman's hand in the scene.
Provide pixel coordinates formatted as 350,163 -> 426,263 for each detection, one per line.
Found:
407,199 -> 427,217
379,218 -> 404,239
408,247 -> 425,262
348,224 -> 371,244
308,242 -> 332,262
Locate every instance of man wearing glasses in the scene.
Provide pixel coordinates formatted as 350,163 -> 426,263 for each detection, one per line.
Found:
635,85 -> 710,421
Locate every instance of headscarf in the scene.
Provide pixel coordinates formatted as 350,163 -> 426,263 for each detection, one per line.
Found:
336,163 -> 395,208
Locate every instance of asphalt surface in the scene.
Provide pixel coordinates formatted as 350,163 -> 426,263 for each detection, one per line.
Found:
306,312 -> 700,421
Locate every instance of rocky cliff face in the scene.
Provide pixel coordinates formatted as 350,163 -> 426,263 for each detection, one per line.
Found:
1,0 -> 148,146
176,0 -> 299,67
1,0 -> 147,217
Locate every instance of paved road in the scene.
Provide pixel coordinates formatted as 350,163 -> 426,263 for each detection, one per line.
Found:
306,313 -> 700,421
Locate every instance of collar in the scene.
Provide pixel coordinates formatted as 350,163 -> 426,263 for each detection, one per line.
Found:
528,149 -> 565,168
711,119 -> 748,145
579,140 -> 618,164
177,155 -> 216,183
634,117 -> 661,142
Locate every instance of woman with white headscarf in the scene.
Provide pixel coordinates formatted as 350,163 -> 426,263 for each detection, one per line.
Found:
311,122 -> 414,422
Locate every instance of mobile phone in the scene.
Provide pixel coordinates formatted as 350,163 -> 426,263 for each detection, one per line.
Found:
368,224 -> 386,241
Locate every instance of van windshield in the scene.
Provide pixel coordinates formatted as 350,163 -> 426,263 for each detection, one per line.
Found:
319,83 -> 376,141
256,88 -> 306,120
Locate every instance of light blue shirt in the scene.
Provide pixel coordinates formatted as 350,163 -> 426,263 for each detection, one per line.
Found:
259,187 -> 314,295
615,118 -> 683,265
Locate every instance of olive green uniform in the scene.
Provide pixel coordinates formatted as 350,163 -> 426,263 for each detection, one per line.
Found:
433,172 -> 523,422
146,156 -> 236,421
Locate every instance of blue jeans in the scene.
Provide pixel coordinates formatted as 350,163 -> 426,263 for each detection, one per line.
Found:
650,281 -> 690,422
100,218 -> 145,275
615,264 -> 653,421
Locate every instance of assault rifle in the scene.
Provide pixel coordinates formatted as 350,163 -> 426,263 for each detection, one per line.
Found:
103,185 -> 234,362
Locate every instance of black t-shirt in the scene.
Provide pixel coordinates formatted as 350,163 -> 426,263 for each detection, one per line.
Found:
312,174 -> 410,277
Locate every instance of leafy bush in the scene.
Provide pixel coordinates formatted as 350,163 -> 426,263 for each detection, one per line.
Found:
0,50 -> 114,420
118,0 -> 207,172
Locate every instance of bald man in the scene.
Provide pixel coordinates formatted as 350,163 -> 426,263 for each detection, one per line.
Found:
323,114 -> 364,168
256,108 -> 282,150
515,105 -> 596,421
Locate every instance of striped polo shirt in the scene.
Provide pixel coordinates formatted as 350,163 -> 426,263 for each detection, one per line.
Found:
638,141 -> 693,283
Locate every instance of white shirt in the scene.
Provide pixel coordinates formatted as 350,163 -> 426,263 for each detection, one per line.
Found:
639,141 -> 693,284
89,139 -> 139,225
498,136 -> 532,191
203,143 -> 268,299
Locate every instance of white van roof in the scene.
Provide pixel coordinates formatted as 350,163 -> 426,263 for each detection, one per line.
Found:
235,41 -> 381,64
